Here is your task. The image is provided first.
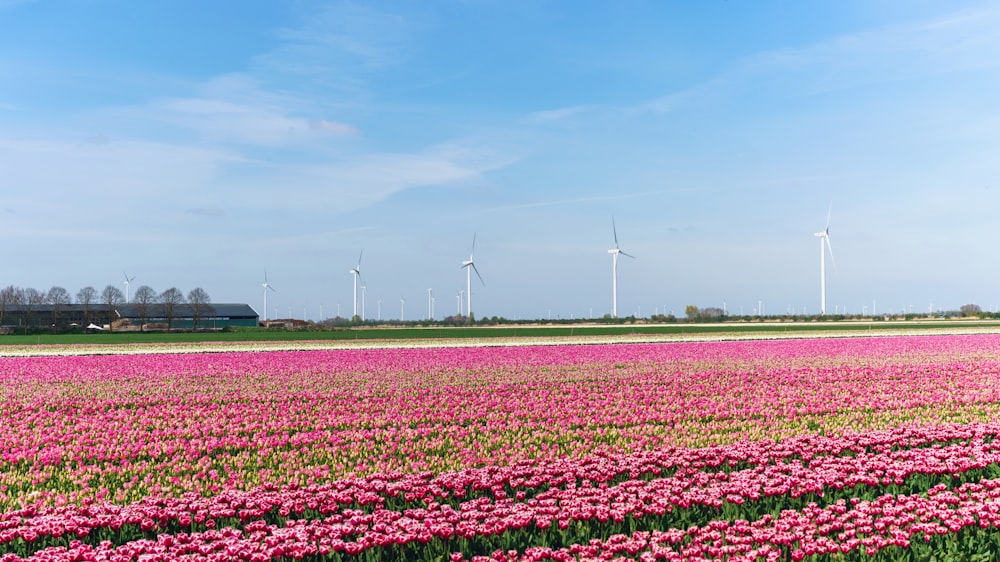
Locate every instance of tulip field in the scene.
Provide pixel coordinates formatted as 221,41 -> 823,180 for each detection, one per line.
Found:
7,335 -> 1000,560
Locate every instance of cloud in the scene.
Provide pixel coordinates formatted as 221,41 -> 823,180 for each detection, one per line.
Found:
231,142 -> 513,212
738,6 -> 1000,94
526,105 -> 596,123
1,1 -> 515,231
309,119 -> 359,134
86,73 -> 356,148
486,189 -> 689,213
256,1 -> 414,86
0,136 -> 237,219
632,5 -> 1000,114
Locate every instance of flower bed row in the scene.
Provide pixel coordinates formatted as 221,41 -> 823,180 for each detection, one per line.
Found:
6,335 -> 1000,559
4,422 -> 1000,560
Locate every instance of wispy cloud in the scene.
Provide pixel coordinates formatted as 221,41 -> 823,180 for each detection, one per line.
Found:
632,4 -> 1000,114
118,74 -> 361,147
309,119 -> 359,134
230,141 -> 513,212
526,105 -> 597,123
0,136 -> 238,220
739,5 -> 1000,94
255,1 -> 415,91
486,189 -> 692,213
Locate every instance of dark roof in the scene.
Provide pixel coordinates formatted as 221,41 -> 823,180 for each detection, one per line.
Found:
1,303 -> 258,319
116,303 -> 258,319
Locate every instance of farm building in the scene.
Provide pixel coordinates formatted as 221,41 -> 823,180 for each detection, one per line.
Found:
0,303 -> 259,331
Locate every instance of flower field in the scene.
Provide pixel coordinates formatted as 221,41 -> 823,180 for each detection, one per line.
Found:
5,334 -> 1000,560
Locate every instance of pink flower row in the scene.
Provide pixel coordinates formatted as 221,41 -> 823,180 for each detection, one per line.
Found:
3,422 -> 1000,560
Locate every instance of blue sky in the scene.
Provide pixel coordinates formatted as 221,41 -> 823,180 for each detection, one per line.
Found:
3,0 -> 1000,321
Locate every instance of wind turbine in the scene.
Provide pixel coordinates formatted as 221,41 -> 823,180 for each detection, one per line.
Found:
815,203 -> 837,315
122,272 -> 136,304
461,234 -> 485,318
261,272 -> 276,322
608,217 -> 635,318
349,250 -> 363,320
400,297 -> 405,321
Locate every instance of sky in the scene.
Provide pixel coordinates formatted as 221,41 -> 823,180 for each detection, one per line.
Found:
3,0 -> 1000,321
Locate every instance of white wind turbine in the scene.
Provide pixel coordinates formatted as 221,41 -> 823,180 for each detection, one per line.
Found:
122,272 -> 136,304
608,217 -> 635,318
349,250 -> 363,320
815,203 -> 838,315
461,234 -> 485,319
261,272 -> 276,322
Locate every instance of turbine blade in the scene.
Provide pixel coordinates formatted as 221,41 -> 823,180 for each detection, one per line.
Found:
612,216 -> 619,247
471,233 -> 477,258
825,236 -> 838,274
825,201 -> 832,230
472,263 -> 485,286
357,249 -> 363,268
620,250 -> 636,259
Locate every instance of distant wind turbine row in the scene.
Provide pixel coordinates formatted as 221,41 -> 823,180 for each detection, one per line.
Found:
256,208 -> 839,322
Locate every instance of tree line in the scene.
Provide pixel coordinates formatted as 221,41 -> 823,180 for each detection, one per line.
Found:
0,284 -> 213,332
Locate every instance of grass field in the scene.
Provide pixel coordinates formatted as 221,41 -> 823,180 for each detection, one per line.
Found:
1,319 -> 1000,347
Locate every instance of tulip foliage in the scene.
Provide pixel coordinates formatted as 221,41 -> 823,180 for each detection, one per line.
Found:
5,335 -> 1000,560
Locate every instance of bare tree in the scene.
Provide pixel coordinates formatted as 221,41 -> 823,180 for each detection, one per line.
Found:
133,285 -> 157,331
76,286 -> 98,325
46,286 -> 72,329
187,287 -> 212,330
22,288 -> 45,332
101,285 -> 124,330
0,285 -> 20,326
159,287 -> 185,330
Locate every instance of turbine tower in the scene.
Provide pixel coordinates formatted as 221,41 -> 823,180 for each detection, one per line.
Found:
815,204 -> 837,315
122,272 -> 136,304
261,272 -> 276,322
349,250 -> 363,320
608,217 -> 635,318
461,234 -> 485,318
